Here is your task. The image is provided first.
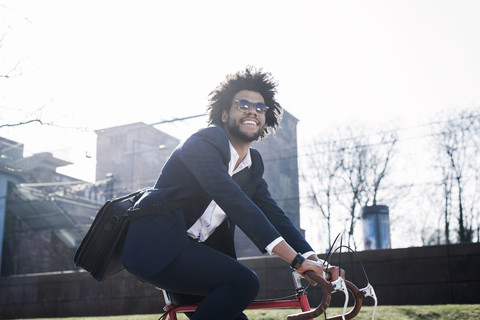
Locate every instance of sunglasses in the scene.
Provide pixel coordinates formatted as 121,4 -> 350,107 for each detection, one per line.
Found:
235,99 -> 269,114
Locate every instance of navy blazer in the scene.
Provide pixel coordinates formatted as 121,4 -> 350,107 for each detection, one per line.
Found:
121,126 -> 313,276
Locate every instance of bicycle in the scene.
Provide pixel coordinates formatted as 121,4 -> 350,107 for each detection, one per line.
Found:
158,236 -> 378,320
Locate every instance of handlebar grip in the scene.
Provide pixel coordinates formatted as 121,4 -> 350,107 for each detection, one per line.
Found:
326,280 -> 366,320
287,271 -> 334,320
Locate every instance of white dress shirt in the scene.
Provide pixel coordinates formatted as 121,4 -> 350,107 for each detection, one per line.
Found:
187,141 -> 315,258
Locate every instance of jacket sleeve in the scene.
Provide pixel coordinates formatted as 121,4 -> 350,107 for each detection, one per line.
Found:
179,127 -> 281,253
252,177 -> 314,254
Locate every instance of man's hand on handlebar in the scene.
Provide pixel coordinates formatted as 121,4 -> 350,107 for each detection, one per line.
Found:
296,259 -> 345,286
324,265 -> 345,282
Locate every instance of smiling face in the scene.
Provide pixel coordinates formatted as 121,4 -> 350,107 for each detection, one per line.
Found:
222,90 -> 267,144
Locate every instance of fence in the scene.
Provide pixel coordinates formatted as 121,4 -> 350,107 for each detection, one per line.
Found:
1,243 -> 479,318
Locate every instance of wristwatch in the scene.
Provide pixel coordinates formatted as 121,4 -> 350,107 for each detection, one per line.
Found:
290,253 -> 306,270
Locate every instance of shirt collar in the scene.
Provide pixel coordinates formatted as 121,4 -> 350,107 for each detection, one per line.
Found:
228,141 -> 252,176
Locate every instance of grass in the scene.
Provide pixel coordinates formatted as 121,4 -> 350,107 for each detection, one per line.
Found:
14,305 -> 480,320
243,305 -> 480,320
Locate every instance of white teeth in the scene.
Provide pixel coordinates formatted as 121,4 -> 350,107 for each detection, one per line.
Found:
243,120 -> 257,125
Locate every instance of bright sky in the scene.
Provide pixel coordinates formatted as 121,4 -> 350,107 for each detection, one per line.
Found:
2,1 -> 480,248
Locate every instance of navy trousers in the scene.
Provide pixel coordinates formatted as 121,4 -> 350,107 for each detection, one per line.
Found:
126,238 -> 259,320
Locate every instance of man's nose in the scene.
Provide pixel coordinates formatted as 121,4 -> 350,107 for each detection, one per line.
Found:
246,104 -> 259,116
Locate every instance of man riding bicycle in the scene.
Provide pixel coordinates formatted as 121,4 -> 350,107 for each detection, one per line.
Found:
121,66 -> 344,320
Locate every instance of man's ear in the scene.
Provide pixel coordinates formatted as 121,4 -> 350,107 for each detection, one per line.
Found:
222,110 -> 228,124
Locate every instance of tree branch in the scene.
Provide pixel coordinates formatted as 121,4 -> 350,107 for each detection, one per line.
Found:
0,119 -> 47,129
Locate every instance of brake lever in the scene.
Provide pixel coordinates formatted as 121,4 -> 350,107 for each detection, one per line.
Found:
360,283 -> 377,320
329,276 -> 349,320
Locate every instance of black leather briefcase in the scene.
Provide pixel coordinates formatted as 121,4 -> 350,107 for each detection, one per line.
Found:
74,189 -> 145,282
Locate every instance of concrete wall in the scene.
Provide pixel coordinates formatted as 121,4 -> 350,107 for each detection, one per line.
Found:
1,243 -> 479,319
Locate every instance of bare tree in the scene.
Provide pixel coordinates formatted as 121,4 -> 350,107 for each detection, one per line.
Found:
433,109 -> 480,243
301,136 -> 345,248
339,135 -> 367,250
434,150 -> 454,244
302,126 -> 399,250
1,20 -> 47,130
339,127 -> 398,249
363,132 -> 398,206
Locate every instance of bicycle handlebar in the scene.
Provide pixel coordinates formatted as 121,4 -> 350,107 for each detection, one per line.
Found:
286,271 -> 333,320
286,272 -> 365,320
326,279 -> 365,320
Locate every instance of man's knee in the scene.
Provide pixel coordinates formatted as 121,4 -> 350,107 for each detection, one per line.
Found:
231,265 -> 260,298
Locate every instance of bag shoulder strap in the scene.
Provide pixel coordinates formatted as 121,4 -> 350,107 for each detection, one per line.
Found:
127,198 -> 190,220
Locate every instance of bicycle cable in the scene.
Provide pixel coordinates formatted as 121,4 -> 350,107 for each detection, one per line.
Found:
328,244 -> 371,285
252,294 -> 299,303
322,232 -> 342,268
158,304 -> 185,320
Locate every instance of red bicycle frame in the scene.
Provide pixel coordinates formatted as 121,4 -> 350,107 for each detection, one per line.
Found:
160,271 -> 313,320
